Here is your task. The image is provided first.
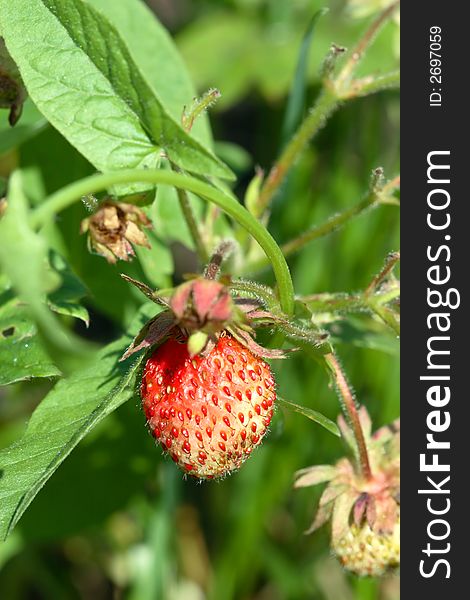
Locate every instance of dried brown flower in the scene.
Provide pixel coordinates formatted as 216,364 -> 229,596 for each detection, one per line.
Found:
80,200 -> 151,264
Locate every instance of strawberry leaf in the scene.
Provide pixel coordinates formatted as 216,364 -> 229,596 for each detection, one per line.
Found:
0,304 -> 154,540
0,0 -> 233,197
87,0 -> 213,148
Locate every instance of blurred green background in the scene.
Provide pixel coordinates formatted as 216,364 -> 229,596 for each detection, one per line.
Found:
0,0 -> 399,598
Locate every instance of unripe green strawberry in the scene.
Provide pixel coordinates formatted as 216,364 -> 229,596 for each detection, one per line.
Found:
333,516 -> 400,577
141,334 -> 275,479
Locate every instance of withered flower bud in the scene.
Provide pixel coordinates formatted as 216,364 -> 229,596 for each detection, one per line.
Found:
80,200 -> 151,264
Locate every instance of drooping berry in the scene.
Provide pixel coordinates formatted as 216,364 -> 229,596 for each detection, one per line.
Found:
141,334 -> 276,479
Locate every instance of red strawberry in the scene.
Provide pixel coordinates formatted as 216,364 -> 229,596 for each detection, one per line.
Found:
141,333 -> 276,479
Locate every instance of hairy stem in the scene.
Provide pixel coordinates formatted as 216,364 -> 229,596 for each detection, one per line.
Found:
257,89 -> 338,213
282,192 -> 375,256
343,69 -> 400,99
301,285 -> 400,314
176,186 -> 209,263
229,279 -> 279,311
335,0 -> 400,92
325,352 -> 372,480
29,169 -> 295,315
367,302 -> 400,335
255,1 -> 400,215
243,174 -> 400,274
365,251 -> 400,296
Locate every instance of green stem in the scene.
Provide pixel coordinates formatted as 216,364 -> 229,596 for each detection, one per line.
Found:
334,0 -> 400,92
343,70 -> 400,99
244,189 -> 379,274
229,279 -> 279,312
301,285 -> 400,315
243,173 -> 400,275
364,251 -> 400,296
366,302 -> 400,335
301,292 -> 366,313
325,352 -> 372,480
176,186 -> 209,263
257,89 -> 339,213
254,1 -> 400,216
371,286 -> 400,306
282,192 -> 376,256
29,169 -> 295,315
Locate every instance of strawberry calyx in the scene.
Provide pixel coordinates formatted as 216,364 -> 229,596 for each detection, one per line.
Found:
119,273 -> 289,362
294,408 -> 400,574
119,235 -> 296,362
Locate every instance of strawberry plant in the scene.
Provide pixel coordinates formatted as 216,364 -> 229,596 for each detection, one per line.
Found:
0,0 -> 399,597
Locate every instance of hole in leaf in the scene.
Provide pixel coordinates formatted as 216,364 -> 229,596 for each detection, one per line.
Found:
2,327 -> 15,338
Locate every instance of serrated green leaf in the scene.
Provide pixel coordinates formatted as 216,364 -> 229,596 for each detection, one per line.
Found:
277,396 -> 340,437
0,0 -> 159,195
0,304 -> 155,539
0,0 -> 233,197
87,0 -> 213,148
0,293 -> 61,386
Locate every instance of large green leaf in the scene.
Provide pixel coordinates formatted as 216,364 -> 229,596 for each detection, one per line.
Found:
87,0 -> 212,147
0,0 -> 232,196
17,400 -> 156,541
0,304 -> 154,539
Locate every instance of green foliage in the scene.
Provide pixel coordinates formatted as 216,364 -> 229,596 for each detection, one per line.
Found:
88,0 -> 213,148
0,292 -> 61,386
0,173 -> 68,355
0,1 -> 399,598
0,0 -> 232,196
177,4 -> 398,109
281,8 -> 327,145
0,304 -> 152,540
